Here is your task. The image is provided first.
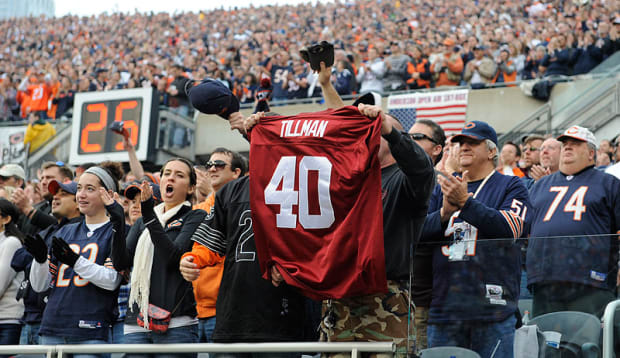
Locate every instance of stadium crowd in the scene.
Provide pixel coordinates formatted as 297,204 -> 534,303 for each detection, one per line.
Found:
0,0 -> 619,120
0,59 -> 617,357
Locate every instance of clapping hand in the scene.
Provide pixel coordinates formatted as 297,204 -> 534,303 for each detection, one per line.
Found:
52,237 -> 79,267
24,235 -> 48,263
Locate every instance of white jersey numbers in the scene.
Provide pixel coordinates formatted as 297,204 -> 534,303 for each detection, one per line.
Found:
265,156 -> 335,229
543,185 -> 588,222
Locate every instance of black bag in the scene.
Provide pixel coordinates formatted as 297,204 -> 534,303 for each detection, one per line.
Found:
532,79 -> 554,101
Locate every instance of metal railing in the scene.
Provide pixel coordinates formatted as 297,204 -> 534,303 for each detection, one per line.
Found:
0,342 -> 394,358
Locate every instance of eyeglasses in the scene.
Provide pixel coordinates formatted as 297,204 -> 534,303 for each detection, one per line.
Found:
523,147 -> 540,152
205,160 -> 229,170
409,132 -> 439,144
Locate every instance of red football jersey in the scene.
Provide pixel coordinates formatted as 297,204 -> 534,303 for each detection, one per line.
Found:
249,106 -> 387,300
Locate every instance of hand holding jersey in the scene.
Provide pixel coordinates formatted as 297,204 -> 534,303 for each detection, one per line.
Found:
357,103 -> 392,135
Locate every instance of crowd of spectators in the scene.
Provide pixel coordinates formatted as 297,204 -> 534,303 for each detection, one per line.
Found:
0,54 -> 619,357
0,0 -> 618,121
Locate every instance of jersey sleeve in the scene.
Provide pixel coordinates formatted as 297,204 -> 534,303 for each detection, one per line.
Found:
420,186 -> 445,242
181,242 -> 224,269
383,127 -> 435,209
110,217 -> 140,272
72,256 -> 121,291
30,259 -> 52,293
191,186 -> 230,256
458,176 -> 531,240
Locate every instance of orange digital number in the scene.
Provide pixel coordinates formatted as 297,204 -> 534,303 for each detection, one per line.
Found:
113,100 -> 139,150
80,103 -> 108,153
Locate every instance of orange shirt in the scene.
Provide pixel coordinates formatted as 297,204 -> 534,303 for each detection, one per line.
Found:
27,83 -> 52,112
47,82 -> 61,119
498,166 -> 525,178
180,193 -> 224,318
17,91 -> 31,118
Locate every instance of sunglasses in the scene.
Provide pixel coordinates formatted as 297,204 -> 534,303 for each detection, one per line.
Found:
205,160 -> 229,170
409,132 -> 439,144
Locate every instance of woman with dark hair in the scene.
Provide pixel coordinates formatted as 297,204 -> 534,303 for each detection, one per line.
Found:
0,198 -> 25,351
25,166 -> 125,357
111,158 -> 206,357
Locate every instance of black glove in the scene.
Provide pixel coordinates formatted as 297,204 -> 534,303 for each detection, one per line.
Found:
24,235 -> 48,263
52,237 -> 79,267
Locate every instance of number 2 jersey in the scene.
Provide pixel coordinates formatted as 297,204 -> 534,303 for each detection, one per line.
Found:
527,166 -> 620,290
192,176 -> 306,342
248,106 -> 386,300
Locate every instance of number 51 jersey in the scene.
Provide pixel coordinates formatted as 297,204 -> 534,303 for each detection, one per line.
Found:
249,106 -> 387,300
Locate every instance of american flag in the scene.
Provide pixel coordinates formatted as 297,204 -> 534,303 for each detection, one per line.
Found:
387,89 -> 469,136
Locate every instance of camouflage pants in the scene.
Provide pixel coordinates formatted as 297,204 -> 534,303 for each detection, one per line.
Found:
319,280 -> 415,358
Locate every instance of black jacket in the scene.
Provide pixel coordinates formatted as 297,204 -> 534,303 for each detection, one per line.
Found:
112,199 -> 206,321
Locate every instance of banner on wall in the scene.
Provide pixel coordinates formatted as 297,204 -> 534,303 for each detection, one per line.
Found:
387,89 -> 469,136
0,125 -> 27,165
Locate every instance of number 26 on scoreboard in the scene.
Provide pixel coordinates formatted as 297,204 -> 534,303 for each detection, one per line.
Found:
80,100 -> 140,153
265,156 -> 335,230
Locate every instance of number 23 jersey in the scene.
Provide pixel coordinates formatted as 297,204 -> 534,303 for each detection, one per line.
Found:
249,106 -> 387,300
527,166 -> 620,290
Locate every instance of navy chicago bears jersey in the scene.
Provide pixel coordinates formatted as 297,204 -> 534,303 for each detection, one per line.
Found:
192,176 -> 305,342
527,166 -> 620,290
248,106 -> 386,300
39,220 -> 118,340
422,171 -> 530,323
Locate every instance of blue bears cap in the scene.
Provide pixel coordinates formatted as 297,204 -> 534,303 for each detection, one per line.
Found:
48,180 -> 78,195
188,79 -> 240,120
452,120 -> 498,146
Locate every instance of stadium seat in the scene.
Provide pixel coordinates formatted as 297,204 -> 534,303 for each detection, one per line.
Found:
419,347 -> 481,358
528,311 -> 601,358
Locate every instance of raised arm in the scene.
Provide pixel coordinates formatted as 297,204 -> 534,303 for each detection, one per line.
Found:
318,62 -> 345,109
123,136 -> 145,180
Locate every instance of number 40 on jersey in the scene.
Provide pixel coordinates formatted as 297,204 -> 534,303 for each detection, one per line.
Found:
265,156 -> 335,230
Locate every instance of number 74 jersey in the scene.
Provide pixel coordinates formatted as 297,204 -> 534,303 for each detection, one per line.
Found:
527,167 -> 620,290
249,106 -> 387,300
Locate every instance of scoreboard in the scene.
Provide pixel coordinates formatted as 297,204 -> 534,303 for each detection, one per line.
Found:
69,88 -> 158,165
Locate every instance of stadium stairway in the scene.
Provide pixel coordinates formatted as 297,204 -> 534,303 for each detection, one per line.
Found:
498,52 -> 620,145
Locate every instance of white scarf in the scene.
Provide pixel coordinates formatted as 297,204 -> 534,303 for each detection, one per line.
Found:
128,200 -> 190,329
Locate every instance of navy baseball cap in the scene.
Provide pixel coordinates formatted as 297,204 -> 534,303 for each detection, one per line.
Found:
48,180 -> 78,195
452,121 -> 498,146
188,79 -> 240,120
123,181 -> 162,202
352,92 -> 382,107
